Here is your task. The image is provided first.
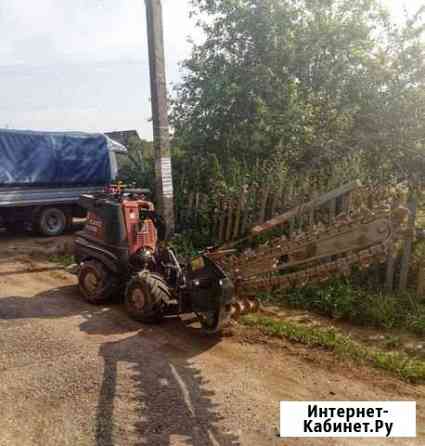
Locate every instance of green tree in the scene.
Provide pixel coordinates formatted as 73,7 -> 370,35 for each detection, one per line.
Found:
171,0 -> 425,187
352,5 -> 425,184
117,136 -> 155,189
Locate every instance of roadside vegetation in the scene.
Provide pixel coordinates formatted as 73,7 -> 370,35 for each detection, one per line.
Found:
171,0 -> 425,197
48,255 -> 75,267
259,279 -> 425,337
241,314 -> 425,383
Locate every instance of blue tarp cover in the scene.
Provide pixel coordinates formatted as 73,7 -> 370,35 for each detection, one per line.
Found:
0,129 -> 112,187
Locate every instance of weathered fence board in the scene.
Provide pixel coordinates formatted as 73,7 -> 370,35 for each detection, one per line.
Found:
250,181 -> 361,235
225,200 -> 233,242
399,193 -> 418,292
218,199 -> 226,242
417,267 -> 425,297
232,189 -> 245,240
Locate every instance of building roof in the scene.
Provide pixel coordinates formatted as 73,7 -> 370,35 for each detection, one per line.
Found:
105,130 -> 140,147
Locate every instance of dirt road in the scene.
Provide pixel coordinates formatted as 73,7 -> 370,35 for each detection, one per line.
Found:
0,254 -> 424,446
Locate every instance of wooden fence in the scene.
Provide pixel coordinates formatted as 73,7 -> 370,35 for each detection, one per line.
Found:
177,181 -> 425,297
178,180 -> 360,243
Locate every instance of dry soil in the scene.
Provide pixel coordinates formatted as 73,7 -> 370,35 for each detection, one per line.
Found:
0,234 -> 424,446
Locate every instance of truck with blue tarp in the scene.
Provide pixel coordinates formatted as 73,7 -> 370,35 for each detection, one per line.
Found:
0,129 -> 126,236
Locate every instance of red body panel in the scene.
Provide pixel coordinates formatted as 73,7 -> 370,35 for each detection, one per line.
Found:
122,200 -> 157,255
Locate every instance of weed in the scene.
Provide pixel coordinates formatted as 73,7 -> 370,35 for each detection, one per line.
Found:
407,311 -> 425,336
48,255 -> 75,267
383,335 -> 402,349
169,233 -> 200,259
241,315 -> 425,383
267,279 -> 425,336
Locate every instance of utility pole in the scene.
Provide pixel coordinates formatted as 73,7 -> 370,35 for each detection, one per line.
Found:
145,0 -> 175,236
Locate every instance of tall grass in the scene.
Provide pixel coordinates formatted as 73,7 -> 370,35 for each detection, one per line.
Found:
260,279 -> 425,336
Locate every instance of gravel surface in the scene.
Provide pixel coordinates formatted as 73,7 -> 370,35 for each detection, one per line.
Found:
0,255 -> 424,446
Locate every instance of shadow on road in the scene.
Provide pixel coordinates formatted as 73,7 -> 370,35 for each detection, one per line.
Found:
0,286 -> 241,446
96,329 -> 240,446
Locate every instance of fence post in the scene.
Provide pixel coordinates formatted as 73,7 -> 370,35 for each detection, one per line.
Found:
218,199 -> 226,243
279,186 -> 286,216
417,266 -> 425,298
225,199 -> 234,242
212,199 -> 219,241
287,181 -> 295,237
257,186 -> 270,224
384,197 -> 401,293
385,254 -> 396,293
329,198 -> 337,222
240,185 -> 253,236
232,188 -> 246,240
270,185 -> 283,218
398,191 -> 417,292
341,191 -> 352,214
309,191 -> 318,228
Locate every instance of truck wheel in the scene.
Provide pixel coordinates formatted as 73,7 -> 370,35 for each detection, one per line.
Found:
125,271 -> 171,323
78,260 -> 117,304
38,207 -> 67,236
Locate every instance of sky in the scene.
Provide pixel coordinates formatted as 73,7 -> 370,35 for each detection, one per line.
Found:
0,0 -> 423,140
